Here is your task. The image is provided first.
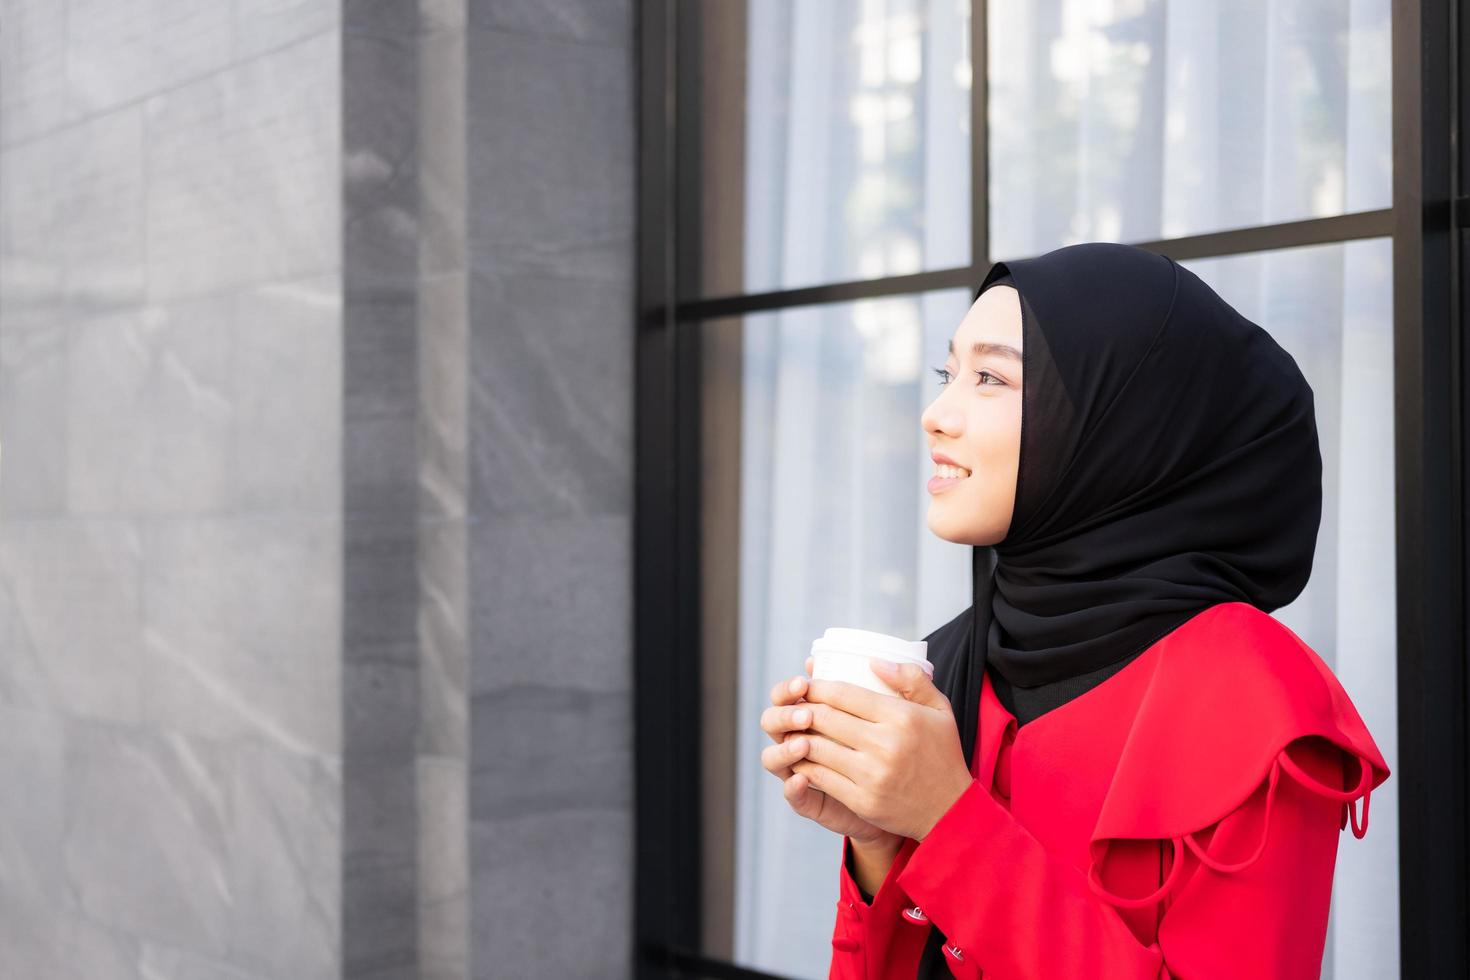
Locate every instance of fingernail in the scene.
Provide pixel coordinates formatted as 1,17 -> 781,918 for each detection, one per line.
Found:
791,737 -> 807,753
788,677 -> 803,694
793,708 -> 810,726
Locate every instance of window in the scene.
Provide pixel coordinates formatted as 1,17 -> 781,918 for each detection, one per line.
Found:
676,0 -> 971,301
639,1 -> 1463,977
988,0 -> 1391,255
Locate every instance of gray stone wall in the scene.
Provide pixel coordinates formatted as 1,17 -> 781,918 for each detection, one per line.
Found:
342,2 -> 425,978
416,1 -> 470,978
0,1 -> 635,977
463,2 -> 637,977
0,2 -> 345,977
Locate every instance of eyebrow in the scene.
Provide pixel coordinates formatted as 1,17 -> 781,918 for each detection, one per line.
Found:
947,339 -> 1023,362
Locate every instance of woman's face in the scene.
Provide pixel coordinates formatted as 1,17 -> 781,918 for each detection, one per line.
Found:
920,285 -> 1024,546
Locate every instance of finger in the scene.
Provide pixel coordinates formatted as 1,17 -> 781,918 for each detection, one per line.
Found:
769,674 -> 807,708
804,677 -> 892,724
782,770 -> 823,820
759,704 -> 792,741
801,699 -> 878,752
760,703 -> 816,743
767,732 -> 810,766
760,702 -> 815,744
801,730 -> 863,783
760,734 -> 810,780
869,660 -> 948,710
764,705 -> 834,743
805,655 -> 814,676
791,759 -> 862,814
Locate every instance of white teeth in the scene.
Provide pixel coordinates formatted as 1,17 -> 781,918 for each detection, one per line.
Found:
935,464 -> 970,479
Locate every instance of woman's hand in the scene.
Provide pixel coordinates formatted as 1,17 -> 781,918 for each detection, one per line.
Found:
761,656 -> 901,848
789,660 -> 975,841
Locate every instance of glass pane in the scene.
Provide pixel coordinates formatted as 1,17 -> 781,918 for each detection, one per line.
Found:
1180,237 -> 1398,980
989,0 -> 1392,257
699,289 -> 974,976
680,0 -> 972,300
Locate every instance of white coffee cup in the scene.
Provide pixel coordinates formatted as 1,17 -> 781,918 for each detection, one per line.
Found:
809,627 -> 933,698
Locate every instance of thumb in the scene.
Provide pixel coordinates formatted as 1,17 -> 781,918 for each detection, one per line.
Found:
870,660 -> 948,709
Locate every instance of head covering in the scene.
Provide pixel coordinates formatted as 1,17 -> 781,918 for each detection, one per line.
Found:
916,240 -> 1323,979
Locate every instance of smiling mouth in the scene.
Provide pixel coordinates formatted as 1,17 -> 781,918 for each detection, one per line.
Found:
928,466 -> 970,495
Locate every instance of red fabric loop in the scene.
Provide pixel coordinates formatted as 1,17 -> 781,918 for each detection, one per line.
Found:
1277,743 -> 1373,802
1346,789 -> 1371,838
1087,835 -> 1186,909
1182,757 -> 1280,873
1277,744 -> 1374,838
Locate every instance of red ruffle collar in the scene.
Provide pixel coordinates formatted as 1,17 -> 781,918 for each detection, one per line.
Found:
1068,601 -> 1391,906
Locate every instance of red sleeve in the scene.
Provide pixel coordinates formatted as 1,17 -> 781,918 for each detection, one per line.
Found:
886,735 -> 1368,979
828,836 -> 930,980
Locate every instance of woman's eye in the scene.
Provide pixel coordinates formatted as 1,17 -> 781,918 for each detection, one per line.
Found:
933,365 -> 1006,387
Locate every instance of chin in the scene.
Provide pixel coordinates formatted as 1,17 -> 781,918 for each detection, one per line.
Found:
926,502 -> 992,546
923,502 -> 1005,549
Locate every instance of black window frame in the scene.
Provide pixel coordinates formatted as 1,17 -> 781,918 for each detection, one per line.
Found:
634,1 -> 1468,977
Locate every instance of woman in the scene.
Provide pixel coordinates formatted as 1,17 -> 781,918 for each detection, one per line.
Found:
759,242 -> 1390,978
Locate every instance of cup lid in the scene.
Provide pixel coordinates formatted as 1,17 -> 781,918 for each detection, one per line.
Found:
812,627 -> 929,665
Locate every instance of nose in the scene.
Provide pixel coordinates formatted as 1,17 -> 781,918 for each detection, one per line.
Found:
921,387 -> 960,440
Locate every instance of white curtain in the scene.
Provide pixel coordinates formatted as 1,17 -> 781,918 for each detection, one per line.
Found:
730,0 -> 1397,976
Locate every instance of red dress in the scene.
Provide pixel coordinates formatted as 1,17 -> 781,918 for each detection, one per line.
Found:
828,601 -> 1391,979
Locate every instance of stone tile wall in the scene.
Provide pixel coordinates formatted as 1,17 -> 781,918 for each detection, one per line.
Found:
0,2 -> 344,977
463,2 -> 636,976
0,1 -> 635,977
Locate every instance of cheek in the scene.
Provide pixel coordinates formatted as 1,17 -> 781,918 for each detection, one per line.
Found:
965,404 -> 1021,470
964,406 -> 1021,492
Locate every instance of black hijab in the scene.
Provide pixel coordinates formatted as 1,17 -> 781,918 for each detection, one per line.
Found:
912,242 -> 1322,976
